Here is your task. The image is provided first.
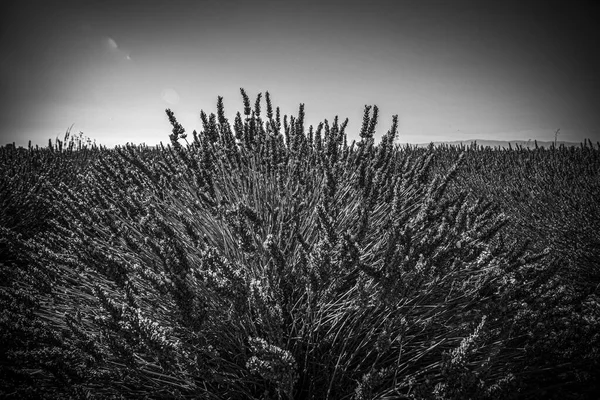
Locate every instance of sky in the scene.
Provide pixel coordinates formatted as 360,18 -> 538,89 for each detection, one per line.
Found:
1,0 -> 599,147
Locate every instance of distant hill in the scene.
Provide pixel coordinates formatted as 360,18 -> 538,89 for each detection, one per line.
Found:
404,139 -> 589,149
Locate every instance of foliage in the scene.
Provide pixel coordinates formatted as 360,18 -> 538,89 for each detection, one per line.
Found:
1,90 -> 599,399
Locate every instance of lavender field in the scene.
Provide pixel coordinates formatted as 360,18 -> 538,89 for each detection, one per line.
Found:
1,90 -> 599,399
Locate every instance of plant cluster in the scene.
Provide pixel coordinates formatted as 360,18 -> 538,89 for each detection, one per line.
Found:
1,90 -> 598,399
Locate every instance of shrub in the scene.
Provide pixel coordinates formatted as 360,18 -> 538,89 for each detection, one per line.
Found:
1,90 -> 598,399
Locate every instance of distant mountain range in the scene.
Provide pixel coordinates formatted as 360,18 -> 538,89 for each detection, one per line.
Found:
404,139 -> 592,149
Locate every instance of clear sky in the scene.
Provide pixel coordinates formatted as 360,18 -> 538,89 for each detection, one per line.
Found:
1,0 -> 599,147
